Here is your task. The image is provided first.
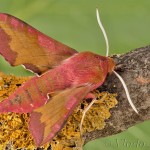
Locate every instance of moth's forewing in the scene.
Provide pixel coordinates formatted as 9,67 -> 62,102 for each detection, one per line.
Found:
0,13 -> 77,74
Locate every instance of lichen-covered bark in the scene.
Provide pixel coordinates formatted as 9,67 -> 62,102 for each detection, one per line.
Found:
84,45 -> 150,143
0,73 -> 117,150
0,45 -> 149,149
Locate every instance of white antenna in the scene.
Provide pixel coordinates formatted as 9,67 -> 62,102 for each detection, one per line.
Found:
80,9 -> 138,137
96,8 -> 109,57
96,8 -> 138,114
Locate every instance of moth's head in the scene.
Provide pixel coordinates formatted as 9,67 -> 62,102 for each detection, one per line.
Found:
107,57 -> 115,73
95,55 -> 115,79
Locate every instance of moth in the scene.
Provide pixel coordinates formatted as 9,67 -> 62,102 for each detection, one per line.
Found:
0,10 -> 138,146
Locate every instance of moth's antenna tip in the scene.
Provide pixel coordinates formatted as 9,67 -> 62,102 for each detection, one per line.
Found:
96,8 -> 100,18
96,8 -> 109,57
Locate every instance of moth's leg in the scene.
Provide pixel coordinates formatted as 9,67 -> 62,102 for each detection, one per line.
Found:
84,92 -> 96,99
80,93 -> 107,137
79,98 -> 97,137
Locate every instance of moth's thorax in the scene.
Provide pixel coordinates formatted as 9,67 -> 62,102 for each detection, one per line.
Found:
62,51 -> 114,86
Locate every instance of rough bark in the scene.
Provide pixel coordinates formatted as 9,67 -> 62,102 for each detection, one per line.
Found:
84,45 -> 150,143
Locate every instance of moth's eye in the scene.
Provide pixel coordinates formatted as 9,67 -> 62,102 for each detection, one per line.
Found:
95,55 -> 100,59
96,55 -> 106,62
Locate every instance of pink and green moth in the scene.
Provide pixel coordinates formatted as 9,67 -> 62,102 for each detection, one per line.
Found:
0,9 -> 138,146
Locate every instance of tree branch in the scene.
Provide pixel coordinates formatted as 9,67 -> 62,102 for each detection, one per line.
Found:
84,45 -> 150,143
0,46 -> 149,150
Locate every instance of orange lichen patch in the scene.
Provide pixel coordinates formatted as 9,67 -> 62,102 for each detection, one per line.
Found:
0,113 -> 35,149
0,72 -> 30,100
81,91 -> 117,132
0,72 -> 118,150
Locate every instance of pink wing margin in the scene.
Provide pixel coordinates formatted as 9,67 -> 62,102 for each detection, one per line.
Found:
29,85 -> 92,146
0,13 -> 77,74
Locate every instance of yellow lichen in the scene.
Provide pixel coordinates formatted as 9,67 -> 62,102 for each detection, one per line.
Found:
0,72 -> 118,150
